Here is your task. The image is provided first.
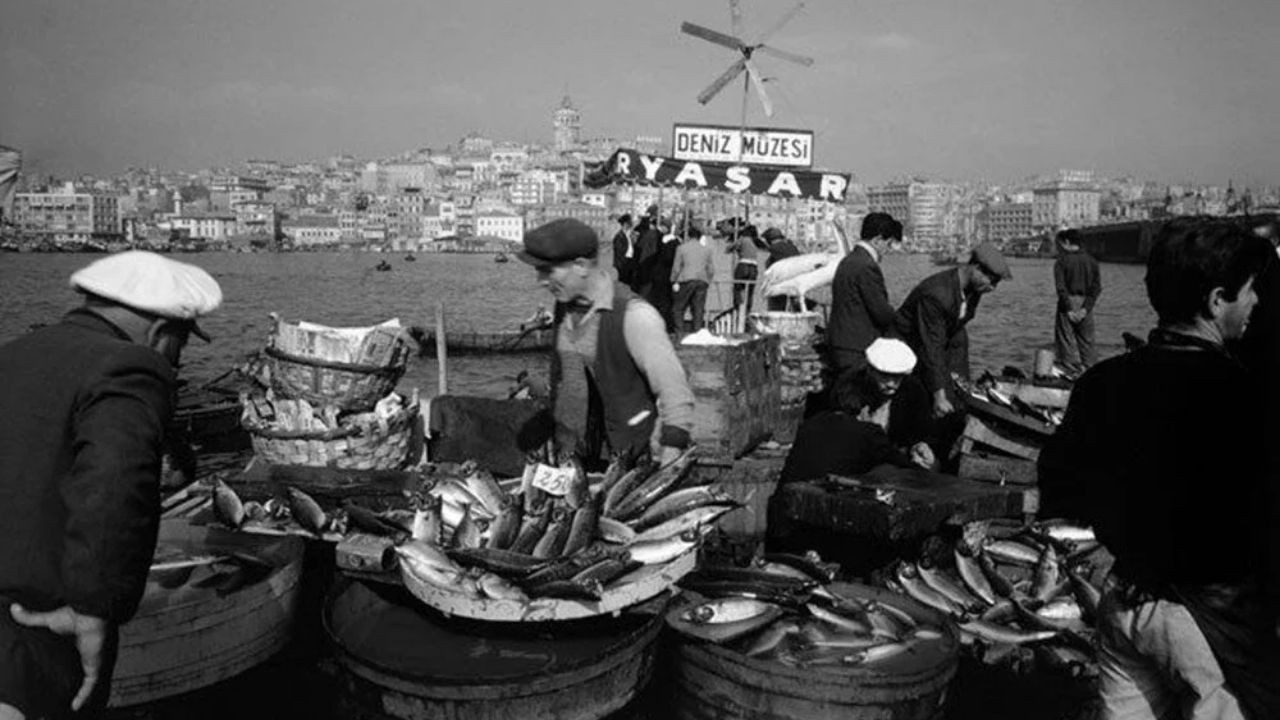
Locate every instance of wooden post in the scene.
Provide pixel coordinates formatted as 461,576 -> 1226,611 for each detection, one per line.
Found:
434,302 -> 448,396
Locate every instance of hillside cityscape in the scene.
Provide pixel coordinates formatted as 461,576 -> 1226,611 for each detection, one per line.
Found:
3,95 -> 1277,256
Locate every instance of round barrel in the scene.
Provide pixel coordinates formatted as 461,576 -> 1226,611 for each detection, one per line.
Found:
671,582 -> 959,720
325,578 -> 665,720
109,519 -> 305,707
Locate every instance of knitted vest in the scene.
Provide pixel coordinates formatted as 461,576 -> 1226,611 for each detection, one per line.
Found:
551,282 -> 657,460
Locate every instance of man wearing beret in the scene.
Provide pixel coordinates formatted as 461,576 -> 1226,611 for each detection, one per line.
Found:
896,242 -> 1011,420
519,218 -> 696,467
0,251 -> 221,719
779,338 -> 936,484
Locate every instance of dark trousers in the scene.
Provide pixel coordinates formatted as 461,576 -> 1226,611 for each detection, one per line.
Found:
732,262 -> 758,311
1055,307 -> 1097,370
0,605 -> 119,719
647,281 -> 675,332
673,280 -> 709,332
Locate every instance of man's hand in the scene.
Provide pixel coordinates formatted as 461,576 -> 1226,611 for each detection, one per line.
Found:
932,391 -> 954,419
672,283 -> 681,293
10,604 -> 108,712
910,442 -> 937,470
1068,308 -> 1087,323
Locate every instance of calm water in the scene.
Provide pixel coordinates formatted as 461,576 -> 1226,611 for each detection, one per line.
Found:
0,251 -> 1155,396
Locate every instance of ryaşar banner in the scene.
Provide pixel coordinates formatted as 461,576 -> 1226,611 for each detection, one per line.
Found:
584,148 -> 850,203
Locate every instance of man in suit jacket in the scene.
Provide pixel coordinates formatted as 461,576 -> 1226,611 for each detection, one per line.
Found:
896,242 -> 1011,419
611,213 -> 635,286
827,212 -> 904,374
0,252 -> 221,720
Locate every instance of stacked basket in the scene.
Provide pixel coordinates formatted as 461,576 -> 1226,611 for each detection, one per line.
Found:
749,312 -> 825,444
240,317 -> 419,470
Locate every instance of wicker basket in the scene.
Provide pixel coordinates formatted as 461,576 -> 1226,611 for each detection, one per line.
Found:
749,311 -> 821,349
264,346 -> 406,411
243,397 -> 419,470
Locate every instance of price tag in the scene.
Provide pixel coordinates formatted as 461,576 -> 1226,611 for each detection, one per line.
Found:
531,463 -> 576,497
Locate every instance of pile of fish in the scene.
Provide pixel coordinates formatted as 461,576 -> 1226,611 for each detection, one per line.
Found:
394,447 -> 743,605
881,518 -> 1104,678
211,479 -> 350,537
666,551 -> 951,669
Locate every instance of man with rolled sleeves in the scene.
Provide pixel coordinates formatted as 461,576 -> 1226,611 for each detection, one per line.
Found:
0,251 -> 221,720
896,242 -> 1011,420
518,218 -> 696,468
1053,228 -> 1102,372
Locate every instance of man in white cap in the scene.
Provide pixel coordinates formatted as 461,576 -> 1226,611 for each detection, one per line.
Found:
780,337 -> 936,484
0,251 -> 221,720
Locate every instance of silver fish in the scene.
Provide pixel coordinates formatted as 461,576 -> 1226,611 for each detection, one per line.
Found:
954,545 -> 998,606
918,559 -> 987,611
462,470 -> 507,516
895,562 -> 965,617
477,572 -> 528,601
286,487 -> 327,534
743,619 -> 800,657
212,480 -> 245,529
984,539 -> 1041,566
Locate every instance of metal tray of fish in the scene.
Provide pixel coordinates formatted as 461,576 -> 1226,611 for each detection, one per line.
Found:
399,546 -> 698,622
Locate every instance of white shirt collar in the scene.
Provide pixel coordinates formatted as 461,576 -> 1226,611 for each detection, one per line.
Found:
853,240 -> 880,264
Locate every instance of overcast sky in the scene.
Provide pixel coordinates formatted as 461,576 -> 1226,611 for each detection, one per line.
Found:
2,0 -> 1277,185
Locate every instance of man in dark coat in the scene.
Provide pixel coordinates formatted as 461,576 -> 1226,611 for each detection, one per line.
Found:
0,252 -> 221,719
762,227 -> 802,311
827,212 -> 904,373
1038,218 -> 1280,720
1052,228 -> 1102,372
781,338 -> 936,483
896,242 -> 1011,420
611,213 -> 635,286
630,204 -> 663,296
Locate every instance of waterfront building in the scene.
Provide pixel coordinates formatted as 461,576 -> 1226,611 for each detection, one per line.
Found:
525,200 -> 609,245
475,210 -> 524,243
867,180 -> 958,242
554,95 -> 582,152
283,215 -> 342,247
983,201 -> 1034,241
210,175 -> 268,210
167,212 -> 237,242
1032,171 -> 1101,231
12,184 -> 122,244
511,169 -> 563,206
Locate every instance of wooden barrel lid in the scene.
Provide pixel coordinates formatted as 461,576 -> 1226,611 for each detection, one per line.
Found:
325,579 -> 664,684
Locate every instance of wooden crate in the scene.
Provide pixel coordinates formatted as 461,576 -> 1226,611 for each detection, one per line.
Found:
677,334 -> 781,464
958,451 -> 1039,486
690,454 -> 786,563
960,415 -> 1043,461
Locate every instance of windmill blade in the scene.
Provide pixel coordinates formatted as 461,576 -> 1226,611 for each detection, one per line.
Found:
754,2 -> 806,45
757,44 -> 815,67
697,58 -> 747,105
744,58 -> 774,117
680,21 -> 745,52
729,0 -> 743,41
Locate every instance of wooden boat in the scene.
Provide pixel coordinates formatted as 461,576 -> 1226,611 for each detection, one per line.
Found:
172,385 -> 244,442
404,254 -> 417,262
409,326 -> 555,355
494,252 -> 510,263
375,260 -> 393,272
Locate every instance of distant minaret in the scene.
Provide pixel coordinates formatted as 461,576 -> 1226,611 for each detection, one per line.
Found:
172,188 -> 182,216
553,95 -> 581,152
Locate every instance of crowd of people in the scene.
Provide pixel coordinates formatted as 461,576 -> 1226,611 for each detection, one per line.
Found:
611,205 -> 807,332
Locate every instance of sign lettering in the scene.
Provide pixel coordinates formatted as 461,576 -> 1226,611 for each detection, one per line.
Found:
584,148 -> 851,203
672,123 -> 815,168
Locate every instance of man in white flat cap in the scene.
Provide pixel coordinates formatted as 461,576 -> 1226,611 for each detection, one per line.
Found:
780,337 -> 937,484
0,251 -> 221,720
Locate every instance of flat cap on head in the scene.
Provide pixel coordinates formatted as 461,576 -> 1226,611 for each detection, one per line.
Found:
866,337 -> 917,374
969,242 -> 1012,280
70,250 -> 222,339
762,227 -> 785,242
517,218 -> 599,268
